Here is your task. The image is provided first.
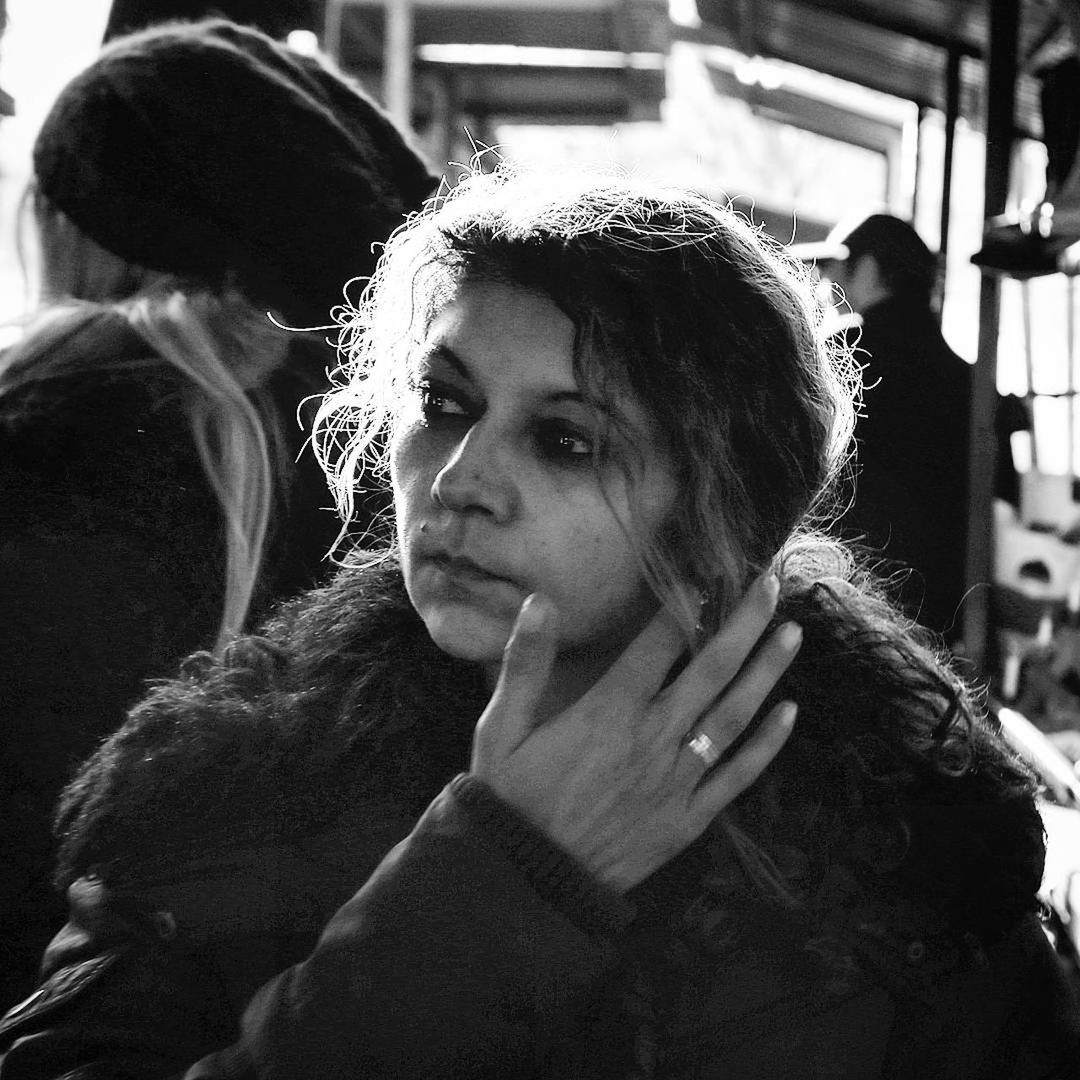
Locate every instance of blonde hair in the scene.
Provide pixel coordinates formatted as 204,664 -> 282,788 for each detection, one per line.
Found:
127,289 -> 290,650
2,195 -> 295,652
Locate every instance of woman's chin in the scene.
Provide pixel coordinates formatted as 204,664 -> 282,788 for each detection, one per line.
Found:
421,605 -> 512,667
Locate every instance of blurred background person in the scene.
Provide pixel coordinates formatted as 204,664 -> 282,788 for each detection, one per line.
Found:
0,16 -> 434,1008
807,214 -> 973,647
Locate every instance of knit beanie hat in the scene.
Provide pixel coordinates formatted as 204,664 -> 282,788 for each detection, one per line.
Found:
32,18 -> 438,326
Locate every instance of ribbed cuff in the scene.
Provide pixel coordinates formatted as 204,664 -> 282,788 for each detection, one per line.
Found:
450,774 -> 636,936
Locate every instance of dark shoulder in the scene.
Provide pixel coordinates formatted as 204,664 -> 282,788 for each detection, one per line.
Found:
860,298 -> 969,373
53,557 -> 487,887
0,311 -> 189,480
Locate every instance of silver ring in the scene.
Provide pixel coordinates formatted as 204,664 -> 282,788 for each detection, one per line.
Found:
684,730 -> 721,768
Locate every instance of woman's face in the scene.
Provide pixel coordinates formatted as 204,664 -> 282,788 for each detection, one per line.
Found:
391,280 -> 678,691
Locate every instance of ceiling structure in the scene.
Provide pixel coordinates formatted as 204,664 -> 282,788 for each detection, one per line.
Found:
97,0 -> 1076,144
322,0 -> 1071,284
692,0 -> 1068,141
329,0 -> 671,124
326,0 -> 1074,143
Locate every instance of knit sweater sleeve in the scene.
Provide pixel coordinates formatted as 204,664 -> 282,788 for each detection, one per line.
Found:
185,776 -> 634,1080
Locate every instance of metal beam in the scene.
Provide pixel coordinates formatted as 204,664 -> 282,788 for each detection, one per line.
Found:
696,0 -> 984,58
939,46 -> 962,276
385,0 -> 413,127
964,0 -> 1018,671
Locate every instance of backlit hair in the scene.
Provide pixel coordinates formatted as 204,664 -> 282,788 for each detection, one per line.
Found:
315,162 -> 858,635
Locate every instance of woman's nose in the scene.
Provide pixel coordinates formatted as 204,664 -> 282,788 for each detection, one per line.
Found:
430,425 -> 517,522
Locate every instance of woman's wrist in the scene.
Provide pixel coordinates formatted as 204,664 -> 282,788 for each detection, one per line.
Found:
450,774 -> 636,934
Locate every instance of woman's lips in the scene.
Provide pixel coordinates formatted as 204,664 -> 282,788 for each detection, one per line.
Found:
430,552 -> 515,588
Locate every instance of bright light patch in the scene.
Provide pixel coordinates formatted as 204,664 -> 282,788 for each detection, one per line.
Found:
668,0 -> 701,29
286,29 -> 321,57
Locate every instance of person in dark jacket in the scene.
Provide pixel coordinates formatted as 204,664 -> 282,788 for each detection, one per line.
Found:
0,17 -> 435,1009
1,166 -> 1076,1079
810,213 -> 973,644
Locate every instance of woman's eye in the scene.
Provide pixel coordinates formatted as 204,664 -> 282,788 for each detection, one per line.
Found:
539,423 -> 594,461
419,385 -> 468,419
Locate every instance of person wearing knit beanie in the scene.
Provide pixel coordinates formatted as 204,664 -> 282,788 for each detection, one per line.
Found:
32,16 -> 436,326
0,17 -> 437,1012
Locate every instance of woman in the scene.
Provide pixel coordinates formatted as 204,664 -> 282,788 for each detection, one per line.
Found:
1,166 -> 1076,1078
0,18 -> 435,1007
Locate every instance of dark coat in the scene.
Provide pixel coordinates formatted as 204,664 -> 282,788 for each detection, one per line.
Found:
839,295 -> 972,641
0,310 -> 345,1008
0,562 -> 1075,1079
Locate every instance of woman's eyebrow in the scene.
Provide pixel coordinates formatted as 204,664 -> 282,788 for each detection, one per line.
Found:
546,389 -> 589,406
418,343 -> 471,381
421,342 -> 589,407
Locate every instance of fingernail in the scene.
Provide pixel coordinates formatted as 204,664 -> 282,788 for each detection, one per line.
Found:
520,593 -> 555,631
759,572 -> 780,604
778,700 -> 798,728
779,621 -> 803,651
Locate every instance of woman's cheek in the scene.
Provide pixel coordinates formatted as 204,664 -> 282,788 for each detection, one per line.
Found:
391,422 -> 447,498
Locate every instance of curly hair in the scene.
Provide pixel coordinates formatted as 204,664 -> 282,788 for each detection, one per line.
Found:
314,162 -> 858,633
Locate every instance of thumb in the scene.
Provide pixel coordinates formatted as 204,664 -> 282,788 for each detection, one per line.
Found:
474,594 -> 559,761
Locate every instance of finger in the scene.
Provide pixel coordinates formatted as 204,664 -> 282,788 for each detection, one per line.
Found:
476,593 -> 559,756
662,573 -> 780,721
690,621 -> 802,750
688,700 -> 797,822
587,604 -> 690,704
675,728 -> 726,783
674,619 -> 799,785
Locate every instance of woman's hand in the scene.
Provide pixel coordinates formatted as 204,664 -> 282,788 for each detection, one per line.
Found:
471,575 -> 800,893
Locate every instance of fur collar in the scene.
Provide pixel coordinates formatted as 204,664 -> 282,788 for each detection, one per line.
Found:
54,557 -> 1045,957
55,556 -> 489,884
